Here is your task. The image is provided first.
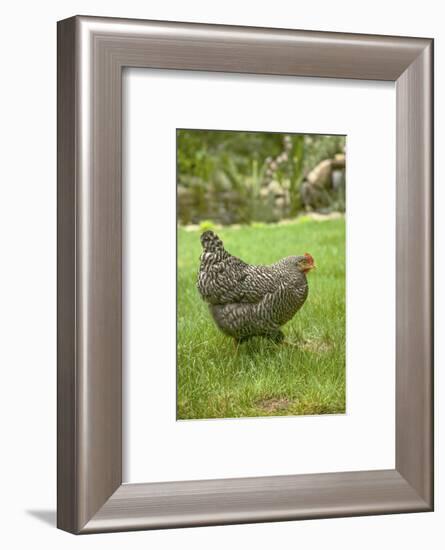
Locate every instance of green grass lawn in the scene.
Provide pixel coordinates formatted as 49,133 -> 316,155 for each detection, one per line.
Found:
177,217 -> 345,420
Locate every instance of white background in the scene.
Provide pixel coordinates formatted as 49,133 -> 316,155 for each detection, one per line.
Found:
0,1 -> 442,548
124,69 -> 396,482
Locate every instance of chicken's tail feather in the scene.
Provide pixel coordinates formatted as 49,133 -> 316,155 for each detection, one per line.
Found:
200,230 -> 225,253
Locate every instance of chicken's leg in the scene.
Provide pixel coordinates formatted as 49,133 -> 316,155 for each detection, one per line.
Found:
268,330 -> 285,344
282,340 -> 298,348
269,330 -> 298,347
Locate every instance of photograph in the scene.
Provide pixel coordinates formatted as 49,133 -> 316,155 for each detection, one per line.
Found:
1,3 -> 434,542
177,129 -> 346,420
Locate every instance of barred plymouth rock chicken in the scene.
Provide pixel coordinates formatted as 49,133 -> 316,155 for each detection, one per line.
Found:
197,231 -> 315,344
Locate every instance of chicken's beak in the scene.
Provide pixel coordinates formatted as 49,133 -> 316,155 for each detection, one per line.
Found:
303,262 -> 316,273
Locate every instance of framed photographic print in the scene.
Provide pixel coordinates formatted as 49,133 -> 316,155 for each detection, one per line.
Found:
57,16 -> 433,534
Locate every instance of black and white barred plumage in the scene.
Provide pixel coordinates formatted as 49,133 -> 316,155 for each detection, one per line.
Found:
197,231 -> 313,343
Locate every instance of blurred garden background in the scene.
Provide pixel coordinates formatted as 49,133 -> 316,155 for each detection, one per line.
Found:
177,129 -> 346,226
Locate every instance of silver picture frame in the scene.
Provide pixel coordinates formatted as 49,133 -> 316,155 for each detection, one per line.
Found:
57,16 -> 433,533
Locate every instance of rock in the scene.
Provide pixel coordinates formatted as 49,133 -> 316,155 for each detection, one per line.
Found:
333,153 -> 346,168
275,197 -> 286,209
267,180 -> 283,196
300,155 -> 346,211
332,169 -> 344,190
306,159 -> 332,188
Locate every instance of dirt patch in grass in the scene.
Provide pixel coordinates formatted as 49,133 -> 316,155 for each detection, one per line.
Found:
254,397 -> 345,417
299,339 -> 332,354
255,397 -> 292,413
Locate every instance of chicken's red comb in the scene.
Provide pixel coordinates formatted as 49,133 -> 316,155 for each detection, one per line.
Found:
304,252 -> 314,264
